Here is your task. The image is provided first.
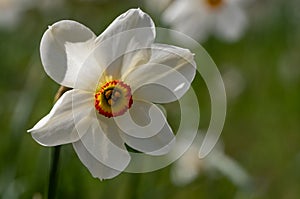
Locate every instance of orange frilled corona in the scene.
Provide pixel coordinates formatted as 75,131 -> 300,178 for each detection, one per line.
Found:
95,79 -> 133,118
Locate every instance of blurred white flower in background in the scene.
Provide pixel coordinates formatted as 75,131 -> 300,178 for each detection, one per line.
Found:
0,0 -> 63,30
222,66 -> 246,101
0,0 -> 26,30
144,0 -> 172,14
162,0 -> 249,43
171,132 -> 251,188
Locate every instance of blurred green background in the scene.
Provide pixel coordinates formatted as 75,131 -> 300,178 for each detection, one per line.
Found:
1,0 -> 300,198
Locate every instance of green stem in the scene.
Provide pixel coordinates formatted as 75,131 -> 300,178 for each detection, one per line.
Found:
47,145 -> 61,199
46,86 -> 70,199
127,173 -> 141,199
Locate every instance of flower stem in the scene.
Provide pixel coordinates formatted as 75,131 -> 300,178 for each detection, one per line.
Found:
127,174 -> 141,199
48,145 -> 61,199
47,86 -> 71,199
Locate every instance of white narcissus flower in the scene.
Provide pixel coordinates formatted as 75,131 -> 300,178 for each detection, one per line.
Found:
144,0 -> 172,14
171,133 -> 251,187
28,8 -> 196,180
162,0 -> 248,42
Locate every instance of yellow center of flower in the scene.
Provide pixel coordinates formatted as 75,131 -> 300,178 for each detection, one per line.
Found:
94,79 -> 133,118
205,0 -> 223,8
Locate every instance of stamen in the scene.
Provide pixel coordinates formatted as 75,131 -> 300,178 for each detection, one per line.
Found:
104,89 -> 113,100
94,80 -> 133,118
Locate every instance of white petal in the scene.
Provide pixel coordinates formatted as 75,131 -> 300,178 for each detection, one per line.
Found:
28,89 -> 94,146
40,20 -> 96,88
180,11 -> 214,42
162,0 -> 194,24
171,146 -> 200,186
120,46 -> 152,78
214,5 -> 247,42
114,100 -> 165,138
125,44 -> 196,103
73,140 -> 125,180
116,100 -> 175,155
144,0 -> 172,13
162,0 -> 211,42
171,133 -> 206,186
77,116 -> 131,172
86,9 -> 154,80
96,8 -> 155,44
73,51 -> 104,91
